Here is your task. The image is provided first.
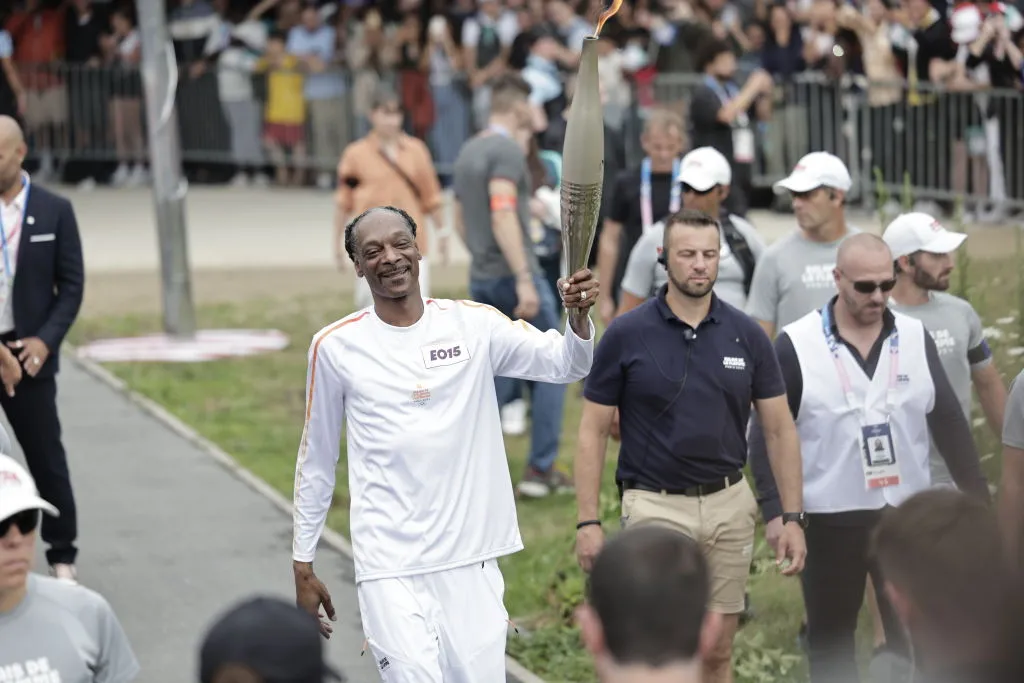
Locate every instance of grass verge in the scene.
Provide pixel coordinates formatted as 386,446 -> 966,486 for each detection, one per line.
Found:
69,254 -> 1023,682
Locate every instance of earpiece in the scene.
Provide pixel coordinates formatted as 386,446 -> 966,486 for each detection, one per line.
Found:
657,251 -> 666,268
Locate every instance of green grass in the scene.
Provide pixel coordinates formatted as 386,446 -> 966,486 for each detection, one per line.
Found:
69,253 -> 1024,682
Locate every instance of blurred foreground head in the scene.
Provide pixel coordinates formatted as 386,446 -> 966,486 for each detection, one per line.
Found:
872,489 -> 1023,681
577,526 -> 720,682
200,596 -> 345,683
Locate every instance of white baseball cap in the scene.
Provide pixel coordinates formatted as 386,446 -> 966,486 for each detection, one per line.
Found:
773,152 -> 853,194
883,212 -> 967,258
677,147 -> 732,192
0,454 -> 59,523
950,4 -> 983,44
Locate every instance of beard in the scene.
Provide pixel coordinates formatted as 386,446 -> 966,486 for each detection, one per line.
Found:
842,289 -> 885,325
668,272 -> 716,299
913,267 -> 951,292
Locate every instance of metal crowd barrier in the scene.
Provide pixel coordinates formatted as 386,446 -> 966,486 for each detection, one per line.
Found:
16,63 -> 475,179
14,62 -> 1024,213
633,72 -> 1024,213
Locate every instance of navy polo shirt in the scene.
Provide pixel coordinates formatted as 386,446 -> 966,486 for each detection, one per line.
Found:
584,286 -> 786,489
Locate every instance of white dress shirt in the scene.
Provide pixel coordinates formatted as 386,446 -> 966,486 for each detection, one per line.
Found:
0,174 -> 29,334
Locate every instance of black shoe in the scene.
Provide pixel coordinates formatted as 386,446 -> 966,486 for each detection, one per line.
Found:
739,592 -> 754,627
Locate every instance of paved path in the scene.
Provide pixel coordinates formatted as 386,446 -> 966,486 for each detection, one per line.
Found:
14,359 -> 380,682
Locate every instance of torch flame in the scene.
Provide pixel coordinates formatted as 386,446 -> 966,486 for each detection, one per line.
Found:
595,0 -> 624,37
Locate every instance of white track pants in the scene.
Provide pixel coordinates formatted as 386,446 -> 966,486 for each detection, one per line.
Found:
357,559 -> 509,682
354,261 -> 431,310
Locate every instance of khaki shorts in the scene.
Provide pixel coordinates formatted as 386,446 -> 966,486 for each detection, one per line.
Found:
621,478 -> 758,614
25,87 -> 68,128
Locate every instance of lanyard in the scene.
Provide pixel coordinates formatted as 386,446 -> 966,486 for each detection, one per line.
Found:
820,303 -> 899,416
640,157 -> 681,231
0,175 -> 28,280
704,75 -> 749,128
488,124 -> 513,138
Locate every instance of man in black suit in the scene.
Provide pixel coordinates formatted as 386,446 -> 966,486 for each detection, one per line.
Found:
0,115 -> 85,581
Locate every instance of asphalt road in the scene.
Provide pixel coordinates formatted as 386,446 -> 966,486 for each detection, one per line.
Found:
16,359 -> 380,682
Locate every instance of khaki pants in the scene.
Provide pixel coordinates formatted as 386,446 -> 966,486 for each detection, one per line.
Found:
621,478 -> 757,614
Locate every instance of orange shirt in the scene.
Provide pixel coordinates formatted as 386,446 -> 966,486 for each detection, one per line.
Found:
336,133 -> 442,254
6,10 -> 65,90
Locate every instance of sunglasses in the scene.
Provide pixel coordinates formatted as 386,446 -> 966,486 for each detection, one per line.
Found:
851,278 -> 897,294
0,509 -> 39,537
681,183 -> 715,196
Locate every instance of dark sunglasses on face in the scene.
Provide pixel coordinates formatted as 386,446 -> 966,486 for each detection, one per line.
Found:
681,183 -> 715,196
0,509 -> 40,537
851,278 -> 897,294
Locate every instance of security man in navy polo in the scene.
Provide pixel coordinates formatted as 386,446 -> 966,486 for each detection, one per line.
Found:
574,208 -> 808,683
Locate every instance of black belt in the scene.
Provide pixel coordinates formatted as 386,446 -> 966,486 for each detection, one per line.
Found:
619,470 -> 744,498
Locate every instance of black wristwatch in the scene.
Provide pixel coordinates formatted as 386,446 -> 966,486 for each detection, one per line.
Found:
781,512 -> 808,529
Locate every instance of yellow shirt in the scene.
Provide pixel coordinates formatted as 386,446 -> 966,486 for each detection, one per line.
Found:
256,55 -> 305,124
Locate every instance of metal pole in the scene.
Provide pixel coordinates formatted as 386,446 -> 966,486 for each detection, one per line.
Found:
136,0 -> 196,338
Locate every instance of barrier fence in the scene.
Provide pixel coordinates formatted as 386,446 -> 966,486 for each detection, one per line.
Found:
14,63 -> 1024,213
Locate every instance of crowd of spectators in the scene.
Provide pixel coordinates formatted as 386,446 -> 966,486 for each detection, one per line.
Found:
1,0 -> 1024,214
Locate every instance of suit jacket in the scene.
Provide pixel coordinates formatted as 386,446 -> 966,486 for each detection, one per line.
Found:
10,183 -> 85,379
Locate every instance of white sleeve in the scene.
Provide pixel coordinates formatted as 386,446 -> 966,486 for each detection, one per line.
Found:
292,335 -> 346,562
480,304 -> 595,384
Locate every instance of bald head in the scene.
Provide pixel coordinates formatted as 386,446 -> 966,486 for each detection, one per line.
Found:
836,233 -> 891,271
0,117 -> 26,198
0,117 -> 25,148
834,233 -> 895,327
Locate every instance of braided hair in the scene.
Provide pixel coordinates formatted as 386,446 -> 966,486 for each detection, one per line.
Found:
344,206 -> 419,263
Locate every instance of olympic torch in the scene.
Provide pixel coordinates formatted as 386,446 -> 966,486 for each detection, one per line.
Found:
560,36 -> 604,290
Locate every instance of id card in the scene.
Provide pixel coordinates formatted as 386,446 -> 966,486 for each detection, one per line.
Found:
861,423 -> 900,489
733,128 -> 755,164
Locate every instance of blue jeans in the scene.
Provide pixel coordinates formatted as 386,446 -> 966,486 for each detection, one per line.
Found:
470,274 -> 566,474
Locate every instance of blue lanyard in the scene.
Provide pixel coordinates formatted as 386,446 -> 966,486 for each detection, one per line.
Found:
640,157 -> 681,231
488,124 -> 513,138
0,175 -> 29,280
703,74 -> 739,103
820,302 -> 899,414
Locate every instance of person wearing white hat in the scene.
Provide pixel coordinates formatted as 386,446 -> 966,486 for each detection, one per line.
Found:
0,454 -> 139,681
615,147 -> 766,317
884,212 -> 1006,488
745,152 -> 860,340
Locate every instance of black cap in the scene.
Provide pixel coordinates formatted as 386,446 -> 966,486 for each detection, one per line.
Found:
200,596 -> 345,683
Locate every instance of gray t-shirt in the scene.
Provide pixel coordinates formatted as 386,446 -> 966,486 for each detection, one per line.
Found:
0,575 -> 139,683
452,133 -> 538,281
889,292 -> 991,484
1004,370 -> 1024,450
745,226 -> 861,330
619,215 -> 766,310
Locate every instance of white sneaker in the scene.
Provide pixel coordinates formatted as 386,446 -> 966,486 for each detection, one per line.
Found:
49,563 -> 78,584
77,177 -> 97,191
111,163 -> 130,187
501,399 -> 527,436
230,172 -> 249,188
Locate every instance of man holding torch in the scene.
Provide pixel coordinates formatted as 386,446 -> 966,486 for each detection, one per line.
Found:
292,206 -> 599,683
